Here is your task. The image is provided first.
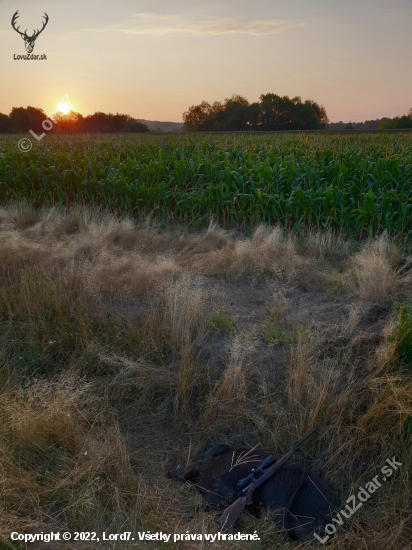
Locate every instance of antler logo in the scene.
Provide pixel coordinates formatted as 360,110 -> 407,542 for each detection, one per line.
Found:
11,11 -> 49,53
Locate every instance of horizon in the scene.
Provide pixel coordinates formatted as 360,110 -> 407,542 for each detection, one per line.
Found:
1,0 -> 411,123
3,103 -> 411,126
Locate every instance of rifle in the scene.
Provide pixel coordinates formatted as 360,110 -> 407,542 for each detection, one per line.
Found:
216,427 -> 319,533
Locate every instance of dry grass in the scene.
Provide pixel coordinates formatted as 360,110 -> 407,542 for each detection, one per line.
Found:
200,331 -> 259,433
193,224 -> 311,286
343,231 -> 412,301
0,202 -> 411,549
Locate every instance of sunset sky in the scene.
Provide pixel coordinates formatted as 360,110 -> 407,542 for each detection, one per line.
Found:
1,0 -> 411,123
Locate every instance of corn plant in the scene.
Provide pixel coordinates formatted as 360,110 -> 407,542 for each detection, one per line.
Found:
1,132 -> 412,240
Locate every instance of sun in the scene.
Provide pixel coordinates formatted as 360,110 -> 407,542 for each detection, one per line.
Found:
56,102 -> 71,115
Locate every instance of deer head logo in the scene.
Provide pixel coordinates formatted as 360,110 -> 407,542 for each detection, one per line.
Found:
12,11 -> 49,54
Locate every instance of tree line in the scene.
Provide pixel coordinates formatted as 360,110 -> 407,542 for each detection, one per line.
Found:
0,107 -> 150,134
329,109 -> 412,130
1,102 -> 411,135
182,93 -> 329,131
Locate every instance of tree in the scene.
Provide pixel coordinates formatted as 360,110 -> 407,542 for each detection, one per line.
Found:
51,111 -> 84,133
183,101 -> 215,132
304,100 -> 329,127
2,106 -> 152,134
292,102 -> 320,130
9,106 -> 46,133
259,94 -> 304,130
0,113 -> 12,133
245,102 -> 261,129
392,115 -> 412,129
210,101 -> 225,128
80,112 -> 135,133
125,120 -> 150,133
183,93 -> 329,132
259,93 -> 283,130
220,94 -> 250,130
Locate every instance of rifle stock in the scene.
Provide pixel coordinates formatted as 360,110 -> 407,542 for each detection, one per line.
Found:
216,427 -> 319,533
217,482 -> 256,532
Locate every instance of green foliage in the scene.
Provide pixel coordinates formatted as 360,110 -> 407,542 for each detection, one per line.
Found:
0,113 -> 12,133
262,324 -> 285,346
1,133 -> 412,241
9,106 -> 46,133
254,270 -> 264,287
389,299 -> 412,367
263,320 -> 312,346
125,120 -> 150,133
1,107 -> 150,134
391,115 -> 412,129
329,108 -> 412,130
289,325 -> 311,343
212,312 -> 235,335
262,308 -> 285,345
78,112 -> 150,133
183,93 -> 328,131
17,343 -> 41,375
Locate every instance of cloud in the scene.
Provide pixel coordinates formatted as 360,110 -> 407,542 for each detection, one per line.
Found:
122,13 -> 305,36
72,24 -> 123,34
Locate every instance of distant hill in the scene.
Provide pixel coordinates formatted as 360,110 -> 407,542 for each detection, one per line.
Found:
136,119 -> 184,133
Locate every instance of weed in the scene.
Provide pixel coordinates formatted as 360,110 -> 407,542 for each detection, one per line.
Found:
18,343 -> 41,375
254,269 -> 264,287
289,325 -> 311,343
389,299 -> 412,367
263,324 -> 285,345
211,312 -> 235,335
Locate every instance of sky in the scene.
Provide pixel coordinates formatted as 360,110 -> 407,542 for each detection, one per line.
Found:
0,0 -> 411,123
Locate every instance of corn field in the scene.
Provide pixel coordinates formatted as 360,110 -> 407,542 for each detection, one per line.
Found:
1,132 -> 412,239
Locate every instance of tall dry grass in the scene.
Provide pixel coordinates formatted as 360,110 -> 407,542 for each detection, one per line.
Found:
0,202 -> 411,549
343,231 -> 412,301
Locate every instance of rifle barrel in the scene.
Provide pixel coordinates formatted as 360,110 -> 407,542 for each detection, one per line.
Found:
292,427 -> 319,451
